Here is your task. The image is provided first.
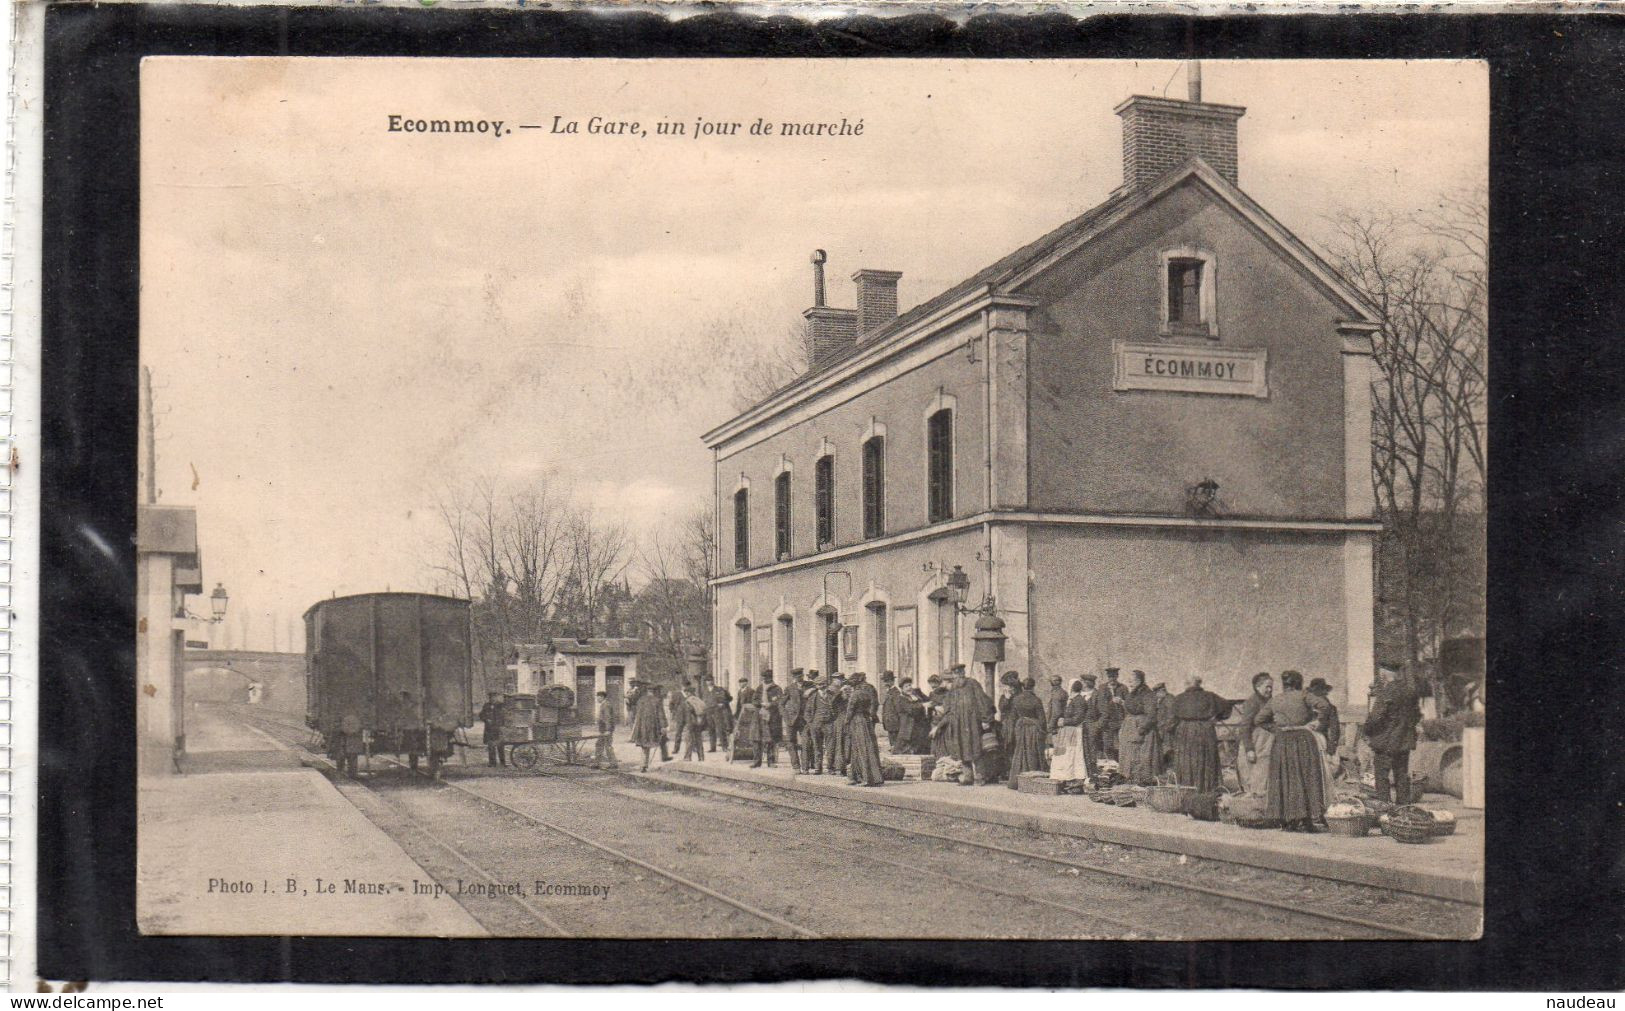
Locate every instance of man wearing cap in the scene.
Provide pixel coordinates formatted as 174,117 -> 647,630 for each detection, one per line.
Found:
806,673 -> 837,775
705,681 -> 734,753
828,673 -> 852,776
478,692 -> 507,768
592,690 -> 620,770
894,677 -> 927,755
1364,664 -> 1420,805
879,672 -> 901,753
1153,682 -> 1177,777
780,669 -> 807,773
1098,667 -> 1127,761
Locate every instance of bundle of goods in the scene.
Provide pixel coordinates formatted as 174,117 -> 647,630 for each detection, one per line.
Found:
886,754 -> 936,781
1218,792 -> 1273,829
1089,788 -> 1115,804
1425,809 -> 1457,836
1188,791 -> 1221,822
536,683 -> 576,710
1059,779 -> 1091,795
931,757 -> 965,783
1324,798 -> 1375,837
1380,805 -> 1437,844
1094,768 -> 1127,789
501,724 -> 536,743
503,695 -> 538,728
1108,784 -> 1142,807
1146,784 -> 1196,814
880,763 -> 906,782
1017,771 -> 1063,796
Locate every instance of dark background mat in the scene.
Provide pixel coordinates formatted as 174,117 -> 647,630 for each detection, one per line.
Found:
39,4 -> 1625,988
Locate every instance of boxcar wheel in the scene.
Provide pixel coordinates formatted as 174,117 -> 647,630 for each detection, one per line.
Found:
511,744 -> 540,771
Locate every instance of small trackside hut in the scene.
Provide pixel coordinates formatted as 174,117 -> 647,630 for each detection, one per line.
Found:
304,592 -> 475,776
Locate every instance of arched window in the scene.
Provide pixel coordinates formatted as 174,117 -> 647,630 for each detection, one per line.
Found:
862,436 -> 885,539
733,487 -> 749,568
927,408 -> 953,522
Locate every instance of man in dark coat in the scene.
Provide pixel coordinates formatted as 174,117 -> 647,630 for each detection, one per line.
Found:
1364,664 -> 1420,804
705,683 -> 733,752
945,664 -> 996,785
780,669 -> 807,772
879,672 -> 901,753
477,692 -> 506,767
1098,667 -> 1127,760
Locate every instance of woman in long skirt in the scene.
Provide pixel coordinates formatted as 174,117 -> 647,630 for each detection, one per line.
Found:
844,673 -> 885,786
1171,676 -> 1234,793
1004,676 -> 1050,789
1260,670 -> 1331,831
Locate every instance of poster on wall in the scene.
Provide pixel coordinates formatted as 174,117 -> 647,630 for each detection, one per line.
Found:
894,609 -> 917,682
755,626 -> 772,675
841,624 -> 859,661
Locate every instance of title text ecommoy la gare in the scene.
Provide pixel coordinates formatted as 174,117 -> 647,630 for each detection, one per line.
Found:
386,114 -> 864,139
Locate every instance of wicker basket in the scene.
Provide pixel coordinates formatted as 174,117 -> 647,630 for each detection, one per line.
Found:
1326,815 -> 1370,838
1147,785 -> 1195,814
1425,810 -> 1458,836
1383,805 -> 1436,844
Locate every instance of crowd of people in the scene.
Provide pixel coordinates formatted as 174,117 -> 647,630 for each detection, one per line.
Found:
561,659 -> 1424,836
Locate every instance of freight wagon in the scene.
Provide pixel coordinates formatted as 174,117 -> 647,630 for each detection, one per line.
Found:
304,592 -> 474,777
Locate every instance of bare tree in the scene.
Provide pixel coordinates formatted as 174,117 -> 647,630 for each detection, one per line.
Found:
1326,188 -> 1486,693
560,504 -> 631,638
501,478 -> 569,643
632,522 -> 709,661
729,323 -> 809,411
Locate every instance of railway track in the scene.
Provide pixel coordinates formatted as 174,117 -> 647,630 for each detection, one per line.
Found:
234,707 -> 820,937
528,762 -> 1459,940
232,706 -> 1473,939
624,764 -> 1475,941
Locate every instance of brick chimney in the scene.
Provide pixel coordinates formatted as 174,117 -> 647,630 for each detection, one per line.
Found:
1114,91 -> 1245,190
852,268 -> 902,338
804,250 -> 858,372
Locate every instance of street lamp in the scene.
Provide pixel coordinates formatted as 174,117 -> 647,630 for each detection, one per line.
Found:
209,583 -> 229,622
945,564 -> 971,609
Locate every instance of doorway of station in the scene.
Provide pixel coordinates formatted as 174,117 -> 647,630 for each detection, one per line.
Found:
574,666 -> 596,725
604,665 -> 625,724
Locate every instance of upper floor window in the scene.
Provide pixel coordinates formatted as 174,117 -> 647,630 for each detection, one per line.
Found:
733,488 -> 749,568
1160,248 -> 1217,338
774,471 -> 792,559
814,455 -> 835,549
927,408 -> 953,523
862,436 -> 886,539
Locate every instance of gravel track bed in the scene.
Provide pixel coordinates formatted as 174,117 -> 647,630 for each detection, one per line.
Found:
644,766 -> 1481,939
461,771 -> 1145,938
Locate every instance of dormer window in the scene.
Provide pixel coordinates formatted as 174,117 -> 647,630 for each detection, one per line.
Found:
1160,247 -> 1217,339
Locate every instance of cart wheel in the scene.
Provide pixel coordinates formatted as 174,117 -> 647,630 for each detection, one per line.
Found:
511,744 -> 540,771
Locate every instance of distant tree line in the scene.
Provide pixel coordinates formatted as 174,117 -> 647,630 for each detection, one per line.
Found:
425,474 -> 715,691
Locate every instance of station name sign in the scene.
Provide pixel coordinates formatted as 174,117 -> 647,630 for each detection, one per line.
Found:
1112,341 -> 1268,399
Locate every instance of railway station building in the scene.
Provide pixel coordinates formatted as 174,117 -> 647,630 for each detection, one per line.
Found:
702,87 -> 1381,708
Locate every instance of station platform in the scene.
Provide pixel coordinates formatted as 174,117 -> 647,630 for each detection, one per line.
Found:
138,704 -> 487,936
608,734 -> 1483,905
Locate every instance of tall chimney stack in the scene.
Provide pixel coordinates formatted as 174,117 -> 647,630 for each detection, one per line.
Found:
804,250 -> 858,373
1114,85 -> 1245,190
852,268 -> 902,338
811,248 -> 827,307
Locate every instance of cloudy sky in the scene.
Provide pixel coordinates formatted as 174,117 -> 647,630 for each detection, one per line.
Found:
141,57 -> 1486,651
